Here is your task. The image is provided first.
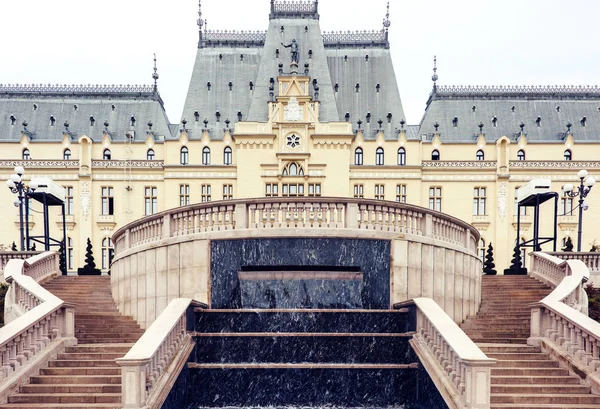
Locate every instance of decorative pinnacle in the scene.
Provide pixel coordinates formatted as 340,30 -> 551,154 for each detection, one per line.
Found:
197,0 -> 204,29
431,55 -> 438,86
383,1 -> 391,29
152,54 -> 159,93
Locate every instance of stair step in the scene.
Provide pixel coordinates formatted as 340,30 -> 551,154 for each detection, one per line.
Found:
19,384 -> 121,394
30,375 -> 120,384
492,376 -> 582,385
48,360 -> 119,368
491,393 -> 600,404
40,367 -> 121,376
491,384 -> 591,394
7,393 -> 121,404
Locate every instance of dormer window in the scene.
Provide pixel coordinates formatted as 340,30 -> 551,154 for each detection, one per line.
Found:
472,106 -> 476,113
228,82 -> 233,91
492,117 -> 497,127
249,81 -> 254,91
517,149 -> 525,161
22,149 -> 31,160
194,111 -> 200,121
581,116 -> 587,127
103,149 -> 112,160
387,113 -> 392,123
432,150 -> 440,161
452,117 -> 458,127
564,149 -> 572,161
366,113 -> 371,124
63,149 -> 71,160
476,150 -> 484,161
130,116 -> 136,127
90,116 -> 95,126
147,149 -> 155,161
207,82 -> 211,91
535,117 -> 541,127
9,115 -> 16,125
334,83 -> 339,92
345,112 -> 350,122
50,116 -> 55,126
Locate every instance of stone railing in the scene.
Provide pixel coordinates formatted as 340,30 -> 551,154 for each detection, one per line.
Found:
116,298 -> 203,409
0,83 -> 155,95
528,252 -> 600,392
548,252 -> 600,274
0,252 -> 75,400
398,298 -> 495,409
114,198 -> 479,256
435,85 -> 600,98
0,252 -> 40,283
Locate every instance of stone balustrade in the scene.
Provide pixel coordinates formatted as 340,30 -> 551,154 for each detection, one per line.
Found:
112,198 -> 481,329
0,252 -> 40,283
114,198 -> 478,256
0,252 -> 75,401
548,252 -> 600,284
528,252 -> 600,392
399,298 -> 495,409
116,298 -> 202,409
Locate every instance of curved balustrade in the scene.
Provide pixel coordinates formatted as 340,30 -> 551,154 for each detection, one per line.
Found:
398,298 -> 495,409
117,298 -> 203,409
0,252 -> 75,395
548,252 -> 600,275
113,198 -> 479,256
528,252 -> 600,391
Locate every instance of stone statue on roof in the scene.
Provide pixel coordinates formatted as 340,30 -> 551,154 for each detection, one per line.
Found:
281,39 -> 299,64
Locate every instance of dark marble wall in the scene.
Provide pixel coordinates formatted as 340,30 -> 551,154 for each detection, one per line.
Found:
210,238 -> 390,309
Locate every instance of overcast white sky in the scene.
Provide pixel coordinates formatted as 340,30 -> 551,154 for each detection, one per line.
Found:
1,0 -> 598,124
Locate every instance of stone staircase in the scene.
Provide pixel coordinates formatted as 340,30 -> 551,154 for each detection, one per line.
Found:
0,276 -> 143,409
461,275 -> 600,409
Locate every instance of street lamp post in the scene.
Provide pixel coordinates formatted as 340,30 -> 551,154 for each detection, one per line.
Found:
564,169 -> 596,252
5,166 -> 39,251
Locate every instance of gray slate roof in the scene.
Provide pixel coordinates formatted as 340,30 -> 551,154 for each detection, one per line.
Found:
419,86 -> 600,143
0,85 -> 171,143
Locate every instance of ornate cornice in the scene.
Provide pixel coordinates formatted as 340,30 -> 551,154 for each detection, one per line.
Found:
509,161 -> 600,169
422,160 -> 497,168
0,160 -> 79,168
433,85 -> 600,100
91,160 -> 164,169
323,30 -> 388,49
200,30 -> 267,48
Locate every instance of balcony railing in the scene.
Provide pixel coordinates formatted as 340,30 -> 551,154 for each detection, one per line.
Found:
113,198 -> 480,256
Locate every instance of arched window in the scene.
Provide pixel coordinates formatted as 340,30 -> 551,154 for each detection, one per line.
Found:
354,148 -> 363,165
202,147 -> 211,165
397,147 -> 406,166
102,237 -> 114,270
103,149 -> 111,160
375,147 -> 384,166
147,149 -> 155,161
180,146 -> 189,165
224,146 -> 232,165
517,149 -> 525,161
282,162 -> 304,176
476,149 -> 484,161
67,237 -> 73,271
431,149 -> 440,161
22,149 -> 30,160
479,239 -> 486,267
63,148 -> 71,160
564,149 -> 572,161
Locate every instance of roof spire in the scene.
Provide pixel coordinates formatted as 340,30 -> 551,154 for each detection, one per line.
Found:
383,1 -> 391,30
152,53 -> 159,94
197,0 -> 204,40
431,55 -> 438,92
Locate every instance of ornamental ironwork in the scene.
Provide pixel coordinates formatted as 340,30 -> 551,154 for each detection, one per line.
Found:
434,85 -> 600,99
0,84 -> 156,95
203,30 -> 267,43
509,161 -> 600,168
272,0 -> 317,13
422,160 -> 497,168
323,30 -> 388,48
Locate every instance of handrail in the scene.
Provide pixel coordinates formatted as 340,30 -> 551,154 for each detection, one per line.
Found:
113,197 -> 480,256
528,252 -> 600,390
116,298 -> 203,409
547,252 -> 600,275
397,298 -> 495,409
0,252 -> 40,283
0,252 -> 75,388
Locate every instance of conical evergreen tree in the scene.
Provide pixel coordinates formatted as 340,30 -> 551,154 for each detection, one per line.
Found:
483,243 -> 497,275
563,237 -> 574,252
84,238 -> 96,270
505,241 -> 527,275
11,241 -> 17,251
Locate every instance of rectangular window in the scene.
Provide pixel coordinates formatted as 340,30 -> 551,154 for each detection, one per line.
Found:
308,183 -> 321,197
396,184 -> 407,203
429,187 -> 442,212
101,187 -> 114,215
282,183 -> 304,197
473,187 -> 487,215
223,184 -> 233,200
375,184 -> 385,200
514,186 -> 528,216
180,184 -> 190,207
144,186 -> 157,215
561,187 -> 574,215
64,186 -> 74,215
201,184 -> 212,202
353,184 -> 364,198
265,183 -> 279,197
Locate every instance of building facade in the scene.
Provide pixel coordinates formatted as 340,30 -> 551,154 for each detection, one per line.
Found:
1,0 -> 599,272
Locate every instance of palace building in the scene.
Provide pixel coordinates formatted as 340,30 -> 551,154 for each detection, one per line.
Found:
1,0 -> 599,272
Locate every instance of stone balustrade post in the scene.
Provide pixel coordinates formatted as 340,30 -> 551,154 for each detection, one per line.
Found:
58,305 -> 77,346
125,229 -> 130,250
346,203 -> 358,229
162,214 -> 172,239
463,361 -> 492,409
234,203 -> 248,229
528,306 -> 543,346
116,358 -> 150,409
424,213 -> 433,238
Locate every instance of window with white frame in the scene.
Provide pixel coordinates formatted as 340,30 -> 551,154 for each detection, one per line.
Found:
396,184 -> 407,203
180,184 -> 190,207
265,183 -> 278,197
473,187 -> 487,215
353,184 -> 364,198
429,187 -> 442,211
308,183 -> 321,196
201,184 -> 211,202
375,184 -> 385,200
223,184 -> 233,200
144,187 -> 157,215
